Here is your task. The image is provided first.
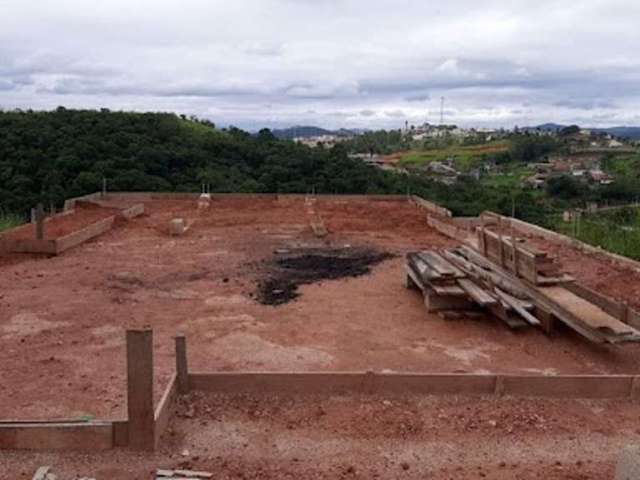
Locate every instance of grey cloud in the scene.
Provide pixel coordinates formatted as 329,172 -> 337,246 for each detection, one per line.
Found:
0,1 -> 639,129
554,99 -> 618,110
405,93 -> 430,102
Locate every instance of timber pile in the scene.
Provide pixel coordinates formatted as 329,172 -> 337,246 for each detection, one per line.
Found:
406,246 -> 640,344
477,225 -> 573,285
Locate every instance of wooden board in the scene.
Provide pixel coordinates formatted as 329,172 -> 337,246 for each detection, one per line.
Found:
494,289 -> 541,326
417,251 -> 464,277
457,279 -> 497,306
539,286 -> 639,337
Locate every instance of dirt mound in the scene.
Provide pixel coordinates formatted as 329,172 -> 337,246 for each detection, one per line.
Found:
257,247 -> 393,305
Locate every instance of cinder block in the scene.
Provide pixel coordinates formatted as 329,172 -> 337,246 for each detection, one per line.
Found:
169,218 -> 186,236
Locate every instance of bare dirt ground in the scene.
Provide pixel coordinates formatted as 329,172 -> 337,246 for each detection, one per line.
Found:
2,392 -> 638,479
1,197 -> 640,421
2,196 -> 640,479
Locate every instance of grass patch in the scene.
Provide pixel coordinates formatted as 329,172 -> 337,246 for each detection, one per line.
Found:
0,211 -> 24,232
481,164 -> 532,189
553,206 -> 640,260
400,142 -> 509,172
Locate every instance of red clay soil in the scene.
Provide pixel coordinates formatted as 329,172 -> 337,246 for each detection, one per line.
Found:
1,196 -> 640,424
2,204 -> 116,241
2,392 -> 637,479
527,236 -> 640,311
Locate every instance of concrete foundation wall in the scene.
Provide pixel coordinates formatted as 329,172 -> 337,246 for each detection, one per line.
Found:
0,422 -> 114,451
3,238 -> 57,254
411,195 -> 453,217
65,191 -> 411,203
427,215 -> 469,241
188,372 -> 639,399
55,216 -> 115,254
1,212 -> 116,255
120,203 -> 145,219
63,192 -> 104,211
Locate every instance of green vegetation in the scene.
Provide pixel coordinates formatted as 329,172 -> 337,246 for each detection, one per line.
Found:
480,164 -> 533,189
400,142 -> 510,171
1,108 -> 638,245
0,108 -> 558,226
342,129 -> 410,155
554,207 -> 640,260
0,211 -> 23,232
0,108 -> 413,214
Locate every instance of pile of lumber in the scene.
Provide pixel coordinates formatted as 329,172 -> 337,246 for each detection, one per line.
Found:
477,226 -> 573,285
406,246 -> 640,344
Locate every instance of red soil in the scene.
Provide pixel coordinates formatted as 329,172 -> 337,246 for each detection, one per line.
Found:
2,204 -> 116,241
1,196 -> 640,479
2,392 -> 635,479
2,197 -> 640,422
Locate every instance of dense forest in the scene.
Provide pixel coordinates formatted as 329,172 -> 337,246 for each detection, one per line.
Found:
0,108 -> 551,223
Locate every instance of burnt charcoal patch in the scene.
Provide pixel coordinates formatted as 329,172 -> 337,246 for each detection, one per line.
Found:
257,248 -> 393,305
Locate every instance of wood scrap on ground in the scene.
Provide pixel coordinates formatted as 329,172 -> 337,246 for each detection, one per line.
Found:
156,469 -> 213,479
406,244 -> 640,344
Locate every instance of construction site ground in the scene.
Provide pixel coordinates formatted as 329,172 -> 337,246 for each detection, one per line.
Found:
3,392 -> 640,479
2,196 -> 640,478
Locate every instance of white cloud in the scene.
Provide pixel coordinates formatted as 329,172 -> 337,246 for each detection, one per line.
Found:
0,0 -> 639,129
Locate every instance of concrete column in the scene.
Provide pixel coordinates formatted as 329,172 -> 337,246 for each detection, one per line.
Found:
35,203 -> 45,240
175,335 -> 189,394
126,329 -> 154,450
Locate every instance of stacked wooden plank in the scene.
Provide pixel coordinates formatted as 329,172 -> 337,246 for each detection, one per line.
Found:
443,246 -> 640,344
477,226 -> 573,285
406,251 -> 530,329
407,245 -> 640,344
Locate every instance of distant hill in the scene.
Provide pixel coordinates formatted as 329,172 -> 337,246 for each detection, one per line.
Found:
602,127 -> 640,140
533,123 -> 640,140
534,123 -> 565,132
271,125 -> 357,139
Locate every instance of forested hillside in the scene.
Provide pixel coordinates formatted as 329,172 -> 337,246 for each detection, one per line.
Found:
0,108 -> 407,214
0,108 -> 551,223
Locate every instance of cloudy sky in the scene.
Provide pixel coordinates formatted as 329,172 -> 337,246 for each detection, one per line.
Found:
1,0 -> 639,130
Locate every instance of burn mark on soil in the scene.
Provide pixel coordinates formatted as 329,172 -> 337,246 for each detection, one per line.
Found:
257,247 -> 393,305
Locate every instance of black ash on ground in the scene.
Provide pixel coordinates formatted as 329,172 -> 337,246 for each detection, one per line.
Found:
257,247 -> 393,305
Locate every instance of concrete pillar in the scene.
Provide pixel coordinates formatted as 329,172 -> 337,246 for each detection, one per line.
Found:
175,335 -> 189,394
35,203 -> 45,240
126,329 -> 154,450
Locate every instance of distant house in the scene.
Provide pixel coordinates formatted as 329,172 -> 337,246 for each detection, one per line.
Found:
588,169 -> 613,185
525,173 -> 547,189
609,139 -> 624,148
